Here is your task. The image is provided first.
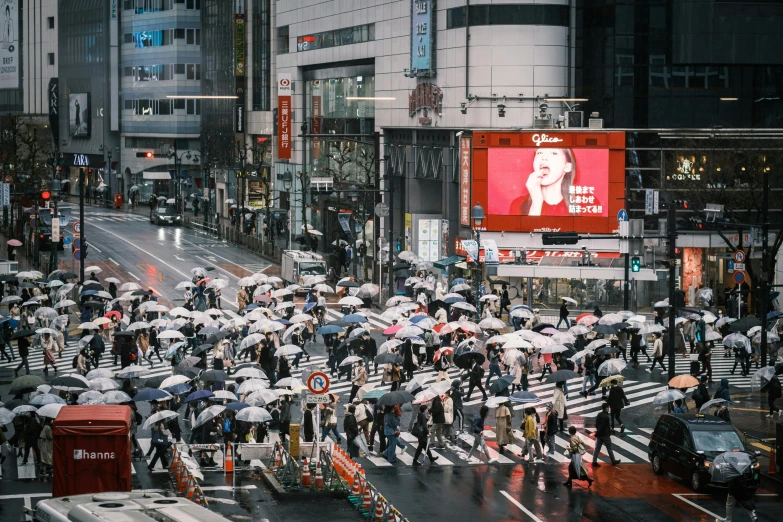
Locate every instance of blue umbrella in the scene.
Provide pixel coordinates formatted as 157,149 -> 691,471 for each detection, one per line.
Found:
165,343 -> 185,360
317,325 -> 344,335
242,304 -> 260,312
768,310 -> 783,320
0,318 -> 19,328
163,383 -> 192,396
80,290 -> 98,296
186,390 -> 215,403
225,401 -> 250,411
444,296 -> 465,304
275,318 -> 292,326
510,304 -> 532,312
303,302 -> 316,313
342,314 -> 368,324
451,278 -> 467,285
133,388 -> 172,402
509,390 -> 540,404
409,315 -> 430,324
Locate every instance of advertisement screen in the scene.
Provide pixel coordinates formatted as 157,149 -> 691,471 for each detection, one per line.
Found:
487,148 -> 609,217
69,93 -> 90,138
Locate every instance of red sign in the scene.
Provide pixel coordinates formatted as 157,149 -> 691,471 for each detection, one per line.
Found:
408,83 -> 442,117
277,74 -> 292,160
311,80 -> 322,160
459,136 -> 471,226
454,241 -> 622,263
307,371 -> 330,394
471,131 -> 626,233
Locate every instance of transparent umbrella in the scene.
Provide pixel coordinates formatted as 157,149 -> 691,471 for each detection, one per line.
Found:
653,389 -> 685,405
597,358 -> 627,376
710,452 -> 753,483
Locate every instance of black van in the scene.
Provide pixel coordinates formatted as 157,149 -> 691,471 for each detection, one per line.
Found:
648,413 -> 760,491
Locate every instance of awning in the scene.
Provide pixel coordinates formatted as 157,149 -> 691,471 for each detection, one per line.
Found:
434,255 -> 465,270
498,264 -> 662,281
143,171 -> 172,180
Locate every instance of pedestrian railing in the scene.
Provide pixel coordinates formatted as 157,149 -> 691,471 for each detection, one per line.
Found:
169,444 -> 209,506
184,216 -> 219,235
347,470 -> 409,522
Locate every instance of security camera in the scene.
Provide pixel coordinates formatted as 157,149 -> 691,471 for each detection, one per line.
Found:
497,104 -> 506,117
581,245 -> 587,250
539,103 -> 548,111
455,131 -> 464,137
460,103 -> 467,115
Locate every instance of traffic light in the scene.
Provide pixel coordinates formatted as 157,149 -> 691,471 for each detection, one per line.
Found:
41,190 -> 51,202
689,217 -> 704,229
631,256 -> 641,272
396,237 -> 402,252
81,240 -> 88,259
542,232 -> 579,245
136,152 -> 157,158
675,199 -> 689,209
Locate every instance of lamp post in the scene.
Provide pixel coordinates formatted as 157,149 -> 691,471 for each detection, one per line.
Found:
471,202 -> 485,314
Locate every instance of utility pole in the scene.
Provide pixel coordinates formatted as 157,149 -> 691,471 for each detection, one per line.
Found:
760,166 -> 770,367
386,161 -> 394,298
667,204 -> 677,380
79,167 -> 85,282
623,253 -> 630,309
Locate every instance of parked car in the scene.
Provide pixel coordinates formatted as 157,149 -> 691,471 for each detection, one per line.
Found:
648,413 -> 760,491
150,205 -> 182,226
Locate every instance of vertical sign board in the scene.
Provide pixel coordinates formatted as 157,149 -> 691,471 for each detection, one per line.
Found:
277,74 -> 292,160
51,217 -> 60,243
459,136 -> 471,226
0,0 -> 19,89
49,78 -> 59,146
110,0 -> 119,131
235,14 -> 246,77
410,0 -> 436,77
311,80 -> 322,160
0,183 -> 9,207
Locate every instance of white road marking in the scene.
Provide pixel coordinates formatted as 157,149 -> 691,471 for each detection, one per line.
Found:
128,272 -> 141,281
500,490 -> 544,522
672,493 -> 722,519
108,257 -> 120,266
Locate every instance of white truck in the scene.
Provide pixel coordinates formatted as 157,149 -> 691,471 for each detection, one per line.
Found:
29,492 -> 231,522
281,250 -> 328,286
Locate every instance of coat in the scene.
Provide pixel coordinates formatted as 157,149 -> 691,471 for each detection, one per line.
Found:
402,343 -> 416,372
607,386 -> 630,411
352,365 -> 368,386
494,405 -> 516,445
714,378 -> 732,402
443,396 -> 454,424
523,415 -> 537,439
552,386 -> 566,418
430,397 -> 445,424
39,424 -> 53,466
343,413 -> 359,441
434,308 -> 447,324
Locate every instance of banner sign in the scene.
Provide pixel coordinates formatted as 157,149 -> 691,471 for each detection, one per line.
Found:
410,0 -> 436,77
277,74 -> 292,159
311,80 -> 322,159
235,15 -> 246,76
459,136 -> 471,226
0,0 -> 19,89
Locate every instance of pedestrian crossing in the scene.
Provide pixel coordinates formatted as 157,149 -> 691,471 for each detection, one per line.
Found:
671,347 -> 769,389
83,213 -> 149,223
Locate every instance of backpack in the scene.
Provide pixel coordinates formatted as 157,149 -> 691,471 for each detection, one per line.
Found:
223,419 -> 231,433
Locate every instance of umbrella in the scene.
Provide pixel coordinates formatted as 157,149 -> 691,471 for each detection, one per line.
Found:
236,406 -> 273,423
0,408 -> 14,425
375,353 -> 402,365
12,405 -> 38,416
339,355 -> 363,367
639,323 -> 666,335
30,394 -> 66,406
455,351 -> 485,369
212,390 -> 238,401
569,324 -> 591,336
710,452 -> 753,483
653,389 -> 685,405
232,366 -> 268,380
750,366 -> 778,391
51,374 -> 90,389
723,333 -> 751,351
142,410 -> 179,429
238,379 -> 270,395
596,346 -> 620,356
175,356 -> 201,374
134,388 -> 172,402
486,396 -> 512,409
10,374 -> 46,394
559,297 -> 577,304
478,317 -> 506,330
599,375 -> 625,387
277,345 -> 304,357
193,405 -> 226,429
489,375 -> 515,394
592,324 -> 619,335
7,239 -> 22,246
158,330 -> 185,340
377,390 -> 415,407
451,302 -> 477,313
275,377 -> 305,389
339,296 -> 364,306
103,391 -> 133,404
395,325 -> 424,339
597,359 -> 627,376
509,390 -> 540,404
159,375 -> 191,390
728,316 -> 761,332
699,398 -> 732,413
77,391 -> 106,405
115,365 -> 151,379
11,329 -> 37,340
36,403 -> 65,419
245,389 -> 280,405
546,370 -> 580,383
200,370 -> 227,382
89,378 -> 120,392
540,344 -> 570,355
225,402 -> 250,411
669,374 -> 700,388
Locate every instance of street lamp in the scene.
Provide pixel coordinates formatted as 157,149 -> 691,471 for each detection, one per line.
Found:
471,202 -> 485,314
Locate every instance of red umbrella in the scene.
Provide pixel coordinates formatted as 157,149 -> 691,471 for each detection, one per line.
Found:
576,312 -> 594,323
6,239 -> 22,247
197,278 -> 212,286
383,324 -> 404,336
433,324 -> 446,333
433,346 -> 454,363
104,311 -> 121,321
255,294 -> 272,303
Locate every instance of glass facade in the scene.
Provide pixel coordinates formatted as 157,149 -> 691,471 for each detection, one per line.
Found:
296,24 -> 375,52
252,0 -> 272,111
446,4 -> 570,29
576,0 -> 783,128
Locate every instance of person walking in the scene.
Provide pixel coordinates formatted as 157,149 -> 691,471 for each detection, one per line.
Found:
343,405 -> 360,458
41,332 -> 58,375
148,421 -> 171,470
580,353 -> 596,397
430,395 -> 447,449
564,426 -> 593,488
442,390 -> 454,445
494,400 -> 516,454
465,360 -> 488,401
648,333 -> 667,373
485,345 -> 503,387
278,395 -> 291,444
450,380 -> 465,436
544,403 -> 559,457
320,402 -> 342,443
368,403 -> 386,456
14,333 -> 31,376
412,405 -> 438,465
383,406 -> 402,464
592,403 -> 620,466
692,376 -> 711,411
607,381 -> 630,433
553,381 -> 567,432
521,408 -> 544,462
38,418 -> 53,478
434,355 -> 451,383
557,300 -> 570,329
716,476 -> 759,522
349,361 -> 367,404
21,412 -> 41,466
699,341 -> 714,383
714,378 -> 732,402
766,377 -> 782,418
466,405 -> 493,463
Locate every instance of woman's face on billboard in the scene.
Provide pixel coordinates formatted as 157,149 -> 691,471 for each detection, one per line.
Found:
533,148 -> 571,187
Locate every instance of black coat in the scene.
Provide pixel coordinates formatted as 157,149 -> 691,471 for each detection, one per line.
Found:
303,409 -> 315,442
595,411 -> 612,438
430,397 -> 445,424
402,342 -> 415,371
415,412 -> 430,438
343,413 -> 359,441
607,386 -> 629,410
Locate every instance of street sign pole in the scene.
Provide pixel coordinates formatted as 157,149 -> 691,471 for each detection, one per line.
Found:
79,167 -> 85,282
667,204 -> 677,381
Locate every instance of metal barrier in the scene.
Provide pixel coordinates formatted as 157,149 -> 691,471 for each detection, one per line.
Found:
185,216 -> 219,235
168,444 -> 209,506
347,470 -> 409,522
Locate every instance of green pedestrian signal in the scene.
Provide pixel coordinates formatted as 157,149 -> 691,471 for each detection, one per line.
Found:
631,256 -> 641,272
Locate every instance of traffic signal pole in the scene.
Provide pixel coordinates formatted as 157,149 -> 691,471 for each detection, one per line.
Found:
79,167 -> 85,282
667,204 -> 677,381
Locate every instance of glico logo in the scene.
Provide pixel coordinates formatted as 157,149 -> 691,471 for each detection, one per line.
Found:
74,449 -> 116,460
531,133 -> 564,147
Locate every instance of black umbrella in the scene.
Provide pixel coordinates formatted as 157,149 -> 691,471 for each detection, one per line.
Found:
192,343 -> 214,357
10,374 -> 46,394
175,356 -> 202,375
338,280 -> 361,288
83,301 -> 106,309
132,290 -> 153,296
375,353 -> 402,365
4,398 -> 24,410
455,351 -> 485,370
488,279 -> 510,286
144,375 -> 167,388
585,301 -> 602,309
728,317 -> 762,332
204,332 -> 230,345
113,331 -> 136,338
51,375 -> 89,389
489,375 -> 515,394
532,323 -> 555,333
19,282 -> 36,289
596,346 -> 620,356
82,281 -> 103,288
393,262 -> 411,271
11,329 -> 36,340
546,370 -> 580,383
200,370 -> 227,382
592,324 -> 618,335
377,390 -> 415,407
58,272 -> 77,280
0,274 -> 17,282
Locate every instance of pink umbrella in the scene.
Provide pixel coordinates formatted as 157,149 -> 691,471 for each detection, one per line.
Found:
383,324 -> 404,336
541,327 -> 560,335
6,239 -> 21,247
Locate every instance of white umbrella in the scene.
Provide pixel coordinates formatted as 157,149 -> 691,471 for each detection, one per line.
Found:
52,299 -> 75,309
246,389 -> 279,405
29,394 -> 66,406
78,322 -> 100,330
115,364 -> 151,379
451,302 -> 477,313
236,406 -> 273,423
597,359 -> 627,376
276,344 -> 303,357
653,389 -> 685,405
486,396 -> 511,409
357,284 -> 380,298
104,277 -> 121,284
478,317 -> 506,330
559,297 -> 577,304
213,390 -> 238,401
193,405 -> 226,429
540,344 -> 569,354
238,379 -> 269,395
85,368 -> 114,380
158,330 -> 185,340
77,390 -> 106,404
36,403 -> 65,419
339,355 -> 363,367
175,282 -> 195,290
103,390 -> 132,404
313,283 -> 334,294
395,325 -> 425,339
233,367 -> 268,380
274,377 -> 305,389
84,266 -> 102,274
89,378 -> 120,391
93,317 -> 112,326
206,279 -> 229,290
386,296 -> 412,307
142,410 -> 179,429
160,375 -> 191,389
339,296 -> 364,306
119,282 -> 143,292
127,321 -> 151,331
289,314 -> 314,324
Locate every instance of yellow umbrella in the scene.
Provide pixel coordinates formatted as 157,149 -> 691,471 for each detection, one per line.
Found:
599,375 -> 625,388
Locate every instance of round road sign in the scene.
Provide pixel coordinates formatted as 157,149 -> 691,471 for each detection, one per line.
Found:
374,202 -> 390,217
30,218 -> 37,228
73,238 -> 81,250
73,221 -> 81,233
733,271 -> 745,285
733,250 -> 746,263
63,236 -> 72,246
73,249 -> 82,261
307,371 -> 330,395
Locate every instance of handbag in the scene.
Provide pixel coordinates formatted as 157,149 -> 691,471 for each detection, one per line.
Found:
411,424 -> 424,438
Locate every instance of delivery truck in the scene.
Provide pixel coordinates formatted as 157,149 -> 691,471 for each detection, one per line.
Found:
281,250 -> 327,287
52,405 -> 132,498
30,492 -> 231,522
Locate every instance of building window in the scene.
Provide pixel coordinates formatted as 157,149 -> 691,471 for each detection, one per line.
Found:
186,63 -> 201,80
186,0 -> 200,9
128,0 -> 174,15
127,29 -> 175,48
48,16 -> 55,29
186,99 -> 201,115
296,23 -> 374,52
277,25 -> 289,54
128,64 -> 176,81
445,4 -> 569,29
252,0 -> 271,111
48,53 -> 55,65
186,28 -> 200,45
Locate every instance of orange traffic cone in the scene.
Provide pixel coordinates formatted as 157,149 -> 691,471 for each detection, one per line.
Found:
193,487 -> 203,505
175,458 -> 183,485
302,458 -> 312,487
373,497 -> 385,521
314,461 -> 325,490
224,443 -> 234,473
350,471 -> 362,496
170,447 -> 179,473
178,468 -> 189,495
769,447 -> 777,475
186,475 -> 196,500
360,488 -> 372,513
386,505 -> 396,522
275,446 -> 282,467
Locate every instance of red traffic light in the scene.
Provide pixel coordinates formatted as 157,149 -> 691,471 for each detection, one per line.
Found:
41,191 -> 51,201
146,152 -> 153,158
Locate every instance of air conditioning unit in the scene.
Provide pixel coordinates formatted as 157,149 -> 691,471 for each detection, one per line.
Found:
588,118 -> 604,129
565,111 -> 584,128
534,118 -> 555,129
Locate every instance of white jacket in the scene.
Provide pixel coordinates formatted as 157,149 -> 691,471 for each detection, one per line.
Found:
443,396 -> 454,424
